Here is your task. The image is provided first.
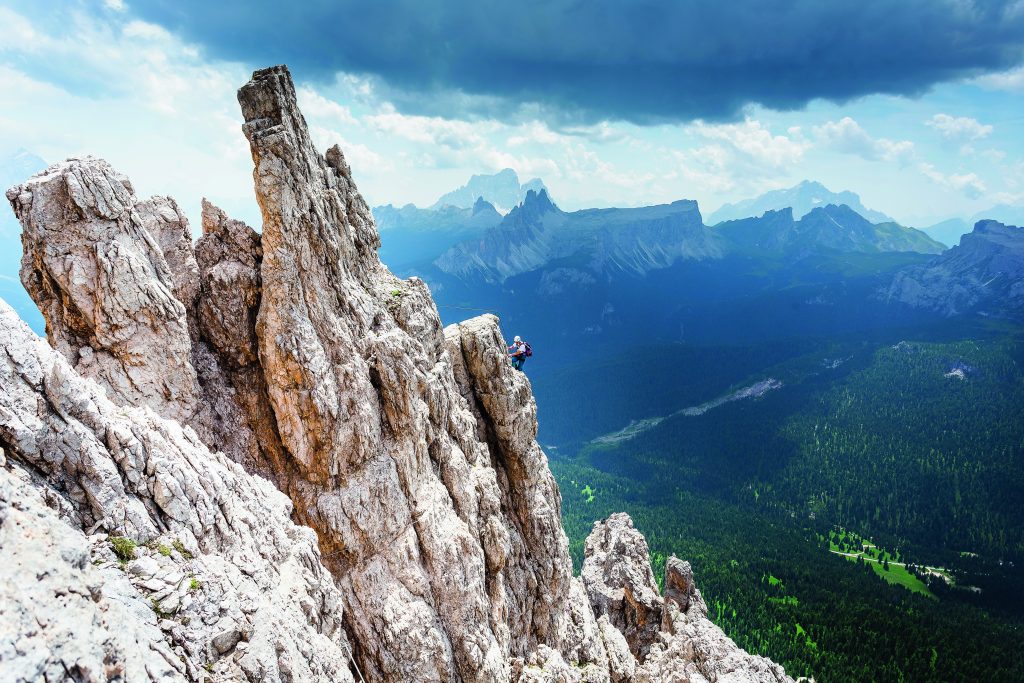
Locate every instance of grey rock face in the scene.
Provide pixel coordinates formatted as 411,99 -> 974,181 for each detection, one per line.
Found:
664,556 -> 708,618
7,159 -> 203,425
582,516 -> 793,683
885,219 -> 1024,318
2,63 -> 794,682
582,512 -> 664,660
0,464 -> 187,683
0,300 -> 355,683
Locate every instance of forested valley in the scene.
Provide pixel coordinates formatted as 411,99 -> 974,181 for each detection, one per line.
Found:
539,322 -> 1024,682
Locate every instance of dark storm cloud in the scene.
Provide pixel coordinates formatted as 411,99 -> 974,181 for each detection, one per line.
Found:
131,0 -> 1024,124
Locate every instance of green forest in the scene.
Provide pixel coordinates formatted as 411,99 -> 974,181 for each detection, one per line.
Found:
543,327 -> 1024,682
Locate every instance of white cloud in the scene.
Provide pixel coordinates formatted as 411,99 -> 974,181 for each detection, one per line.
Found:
558,121 -> 637,145
0,7 -> 258,226
981,148 -> 1007,163
361,105 -> 563,184
309,125 -> 391,173
663,119 -> 811,198
298,87 -> 358,126
364,105 -> 495,150
690,119 -> 810,168
926,114 -> 993,141
973,65 -> 1024,92
918,162 -> 986,199
506,122 -> 563,147
813,117 -> 915,164
990,190 -> 1024,205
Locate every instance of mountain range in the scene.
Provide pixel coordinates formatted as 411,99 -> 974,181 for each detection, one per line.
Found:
923,204 -> 1024,248
432,192 -> 944,287
703,178 -> 1023,251
435,189 -> 719,283
706,180 -> 894,224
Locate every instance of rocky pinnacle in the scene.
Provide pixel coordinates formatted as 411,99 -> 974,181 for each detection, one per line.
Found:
2,64 -> 794,683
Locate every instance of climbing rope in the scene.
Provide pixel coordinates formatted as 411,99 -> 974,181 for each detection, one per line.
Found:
341,638 -> 367,683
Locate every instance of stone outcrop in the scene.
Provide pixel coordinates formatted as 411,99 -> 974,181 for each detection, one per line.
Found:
2,64 -> 794,682
9,161 -> 202,425
0,301 -> 355,682
583,512 -> 665,660
582,514 -> 791,683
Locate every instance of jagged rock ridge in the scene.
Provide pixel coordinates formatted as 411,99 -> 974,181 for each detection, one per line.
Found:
435,191 -> 720,283
2,64 -> 793,682
714,204 -> 945,257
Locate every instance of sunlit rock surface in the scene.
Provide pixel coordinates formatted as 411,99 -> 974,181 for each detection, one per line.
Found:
1,64 -> 793,683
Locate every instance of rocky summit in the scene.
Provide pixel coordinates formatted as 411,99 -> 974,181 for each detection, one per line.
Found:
1,65 -> 793,683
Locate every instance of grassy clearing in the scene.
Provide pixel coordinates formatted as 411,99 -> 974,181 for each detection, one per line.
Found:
866,559 -> 932,597
825,528 -> 935,597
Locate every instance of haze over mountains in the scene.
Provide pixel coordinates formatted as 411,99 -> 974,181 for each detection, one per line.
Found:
435,190 -> 719,283
923,205 -> 1024,248
432,191 -> 944,286
374,197 -> 503,272
0,150 -> 46,226
707,180 -> 894,225
3,153 -> 1020,342
430,167 -> 547,211
886,219 -> 1024,317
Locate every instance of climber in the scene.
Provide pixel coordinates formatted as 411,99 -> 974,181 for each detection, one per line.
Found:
508,335 -> 531,371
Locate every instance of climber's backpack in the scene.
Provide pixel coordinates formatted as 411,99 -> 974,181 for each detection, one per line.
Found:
523,341 -> 533,357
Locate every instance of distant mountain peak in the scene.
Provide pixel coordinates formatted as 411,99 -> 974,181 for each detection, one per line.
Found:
431,168 -> 549,211
708,180 -> 892,225
973,218 -> 1022,238
523,187 -> 556,210
504,188 -> 559,225
471,196 -> 497,215
818,202 -> 868,220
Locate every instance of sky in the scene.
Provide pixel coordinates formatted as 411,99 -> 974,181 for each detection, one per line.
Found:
1,0 -> 1023,230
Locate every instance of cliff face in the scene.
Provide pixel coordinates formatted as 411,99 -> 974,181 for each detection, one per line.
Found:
434,192 -> 720,284
884,219 -> 1024,318
2,65 -> 792,683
